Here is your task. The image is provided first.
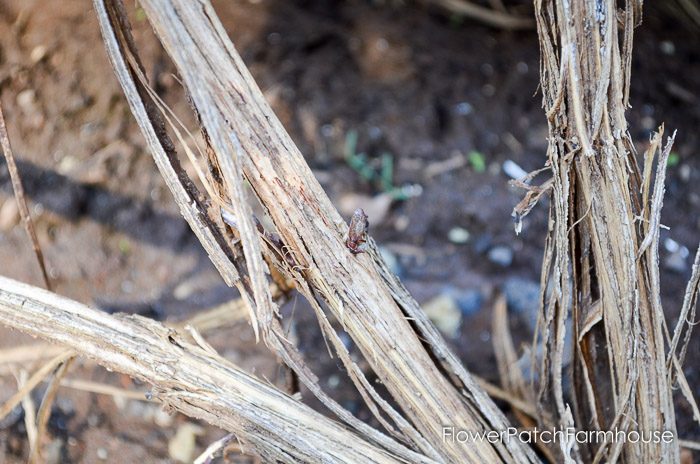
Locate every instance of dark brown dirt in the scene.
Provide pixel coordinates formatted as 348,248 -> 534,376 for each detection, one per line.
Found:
0,0 -> 698,462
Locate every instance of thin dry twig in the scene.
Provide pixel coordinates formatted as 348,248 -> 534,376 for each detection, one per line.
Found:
29,356 -> 75,464
426,0 -> 534,30
472,375 -> 536,418
669,242 -> 700,368
16,370 -> 38,455
0,102 -> 51,290
679,439 -> 700,451
56,378 -> 148,401
193,433 -> 234,464
0,344 -> 66,368
0,350 -> 74,422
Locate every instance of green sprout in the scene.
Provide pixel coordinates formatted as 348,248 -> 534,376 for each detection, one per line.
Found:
118,238 -> 131,256
468,150 -> 486,173
343,130 -> 420,201
667,152 -> 680,167
380,153 -> 393,192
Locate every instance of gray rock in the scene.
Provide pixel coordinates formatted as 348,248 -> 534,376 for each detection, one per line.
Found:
0,198 -> 19,231
664,251 -> 688,274
454,101 -> 473,116
503,277 -> 541,331
423,294 -> 461,338
664,238 -> 690,273
503,159 -> 528,180
488,246 -> 514,267
473,234 -> 492,254
448,289 -> 483,316
447,227 -> 470,244
169,423 -> 205,463
0,403 -> 22,430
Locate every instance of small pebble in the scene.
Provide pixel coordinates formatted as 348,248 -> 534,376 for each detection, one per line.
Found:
44,439 -> 62,464
0,401 -> 22,430
679,164 -> 691,182
503,277 -> 541,331
664,238 -> 690,261
480,63 -> 494,76
660,40 -> 675,55
640,116 -> 655,131
394,214 -> 409,232
482,84 -> 495,97
87,413 -> 100,427
266,32 -> 281,45
447,227 -> 470,244
169,423 -> 204,463
121,280 -> 134,294
488,246 -> 513,267
665,237 -> 681,253
154,407 -> 174,427
342,400 -> 360,415
473,234 -> 492,254
665,252 -> 688,274
112,394 -> 127,410
338,193 -> 392,225
17,89 -> 36,110
423,294 -> 461,338
328,375 -> 340,389
30,45 -> 47,63
454,102 -> 473,116
450,289 -> 483,316
0,199 -> 20,231
320,124 -> 335,137
503,160 -> 528,180
56,397 -> 74,415
97,448 -> 108,460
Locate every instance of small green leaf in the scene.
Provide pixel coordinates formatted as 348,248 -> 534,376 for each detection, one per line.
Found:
667,152 -> 680,167
118,238 -> 131,255
360,165 -> 375,182
468,150 -> 486,173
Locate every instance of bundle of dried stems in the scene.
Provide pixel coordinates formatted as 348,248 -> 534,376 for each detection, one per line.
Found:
90,0 -> 541,462
507,0 -> 700,462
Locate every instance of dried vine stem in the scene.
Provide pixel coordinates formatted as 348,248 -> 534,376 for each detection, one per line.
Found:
530,0 -> 680,462
0,276 -> 407,464
92,0 -> 538,462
